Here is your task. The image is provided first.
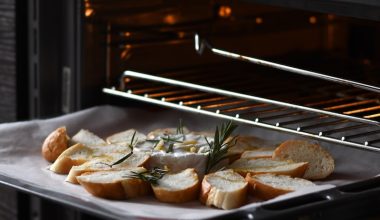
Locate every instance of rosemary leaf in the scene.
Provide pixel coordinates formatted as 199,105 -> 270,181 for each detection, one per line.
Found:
126,167 -> 167,185
205,121 -> 238,174
109,130 -> 137,167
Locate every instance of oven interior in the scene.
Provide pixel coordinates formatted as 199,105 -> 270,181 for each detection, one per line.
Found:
21,0 -> 380,219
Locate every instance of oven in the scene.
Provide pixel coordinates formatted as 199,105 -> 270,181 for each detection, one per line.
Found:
1,0 -> 380,219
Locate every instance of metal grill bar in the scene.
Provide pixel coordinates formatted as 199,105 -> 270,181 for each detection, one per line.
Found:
103,87 -> 380,152
122,71 -> 380,126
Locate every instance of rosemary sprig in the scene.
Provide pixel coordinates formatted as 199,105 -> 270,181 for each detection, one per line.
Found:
126,167 -> 167,185
109,130 -> 138,167
205,121 -> 238,174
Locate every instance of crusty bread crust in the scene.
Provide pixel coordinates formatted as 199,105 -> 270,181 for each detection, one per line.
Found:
273,140 -> 335,180
229,158 -> 308,178
77,175 -> 126,200
49,143 -> 92,174
245,173 -> 292,200
152,168 -> 200,203
200,170 -> 248,210
77,169 -> 151,200
42,127 -> 68,162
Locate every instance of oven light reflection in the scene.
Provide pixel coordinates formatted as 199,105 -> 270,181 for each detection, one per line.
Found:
255,17 -> 263,24
309,16 -> 317,24
218,6 -> 232,18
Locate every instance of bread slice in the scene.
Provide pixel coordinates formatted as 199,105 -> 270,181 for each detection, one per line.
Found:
240,147 -> 276,159
77,167 -> 151,200
245,173 -> 315,200
50,143 -> 93,174
273,140 -> 335,180
50,143 -> 132,174
200,169 -> 248,210
152,168 -> 199,203
106,129 -> 147,146
228,158 -> 308,177
42,127 -> 69,162
71,129 -> 107,146
227,136 -> 276,162
66,152 -> 150,184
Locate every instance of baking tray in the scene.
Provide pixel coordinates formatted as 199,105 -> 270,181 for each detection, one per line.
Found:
0,105 -> 379,219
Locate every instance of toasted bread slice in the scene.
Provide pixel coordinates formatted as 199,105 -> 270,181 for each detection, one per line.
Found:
152,168 -> 199,203
71,129 -> 107,146
50,143 -> 132,174
50,143 -> 93,174
200,169 -> 248,210
42,127 -> 69,162
227,136 -> 276,162
106,129 -> 147,146
228,158 -> 308,177
66,152 -> 150,184
77,167 -> 151,200
273,140 -> 334,180
245,173 -> 315,200
240,147 -> 276,159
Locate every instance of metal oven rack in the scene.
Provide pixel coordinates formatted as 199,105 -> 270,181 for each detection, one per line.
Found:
104,36 -> 380,153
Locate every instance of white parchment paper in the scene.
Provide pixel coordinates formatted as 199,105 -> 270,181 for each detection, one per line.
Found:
0,105 -> 379,219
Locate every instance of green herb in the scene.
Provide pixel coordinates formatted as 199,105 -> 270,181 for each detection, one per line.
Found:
176,119 -> 184,134
126,167 -> 168,185
110,130 -> 138,167
205,121 -> 238,174
166,143 -> 174,153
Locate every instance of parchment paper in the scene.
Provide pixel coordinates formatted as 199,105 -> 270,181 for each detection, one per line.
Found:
0,105 -> 379,219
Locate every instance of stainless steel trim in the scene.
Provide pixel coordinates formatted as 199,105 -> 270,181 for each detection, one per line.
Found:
194,34 -> 380,94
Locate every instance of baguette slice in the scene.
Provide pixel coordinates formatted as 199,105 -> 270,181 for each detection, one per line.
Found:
200,169 -> 248,210
228,158 -> 308,177
77,167 -> 151,200
152,168 -> 199,203
245,173 -> 315,200
66,152 -> 150,184
50,143 -> 132,174
227,136 -> 275,162
50,143 -> 93,174
71,129 -> 107,146
240,147 -> 276,159
42,127 -> 69,162
273,140 -> 334,180
106,129 -> 147,145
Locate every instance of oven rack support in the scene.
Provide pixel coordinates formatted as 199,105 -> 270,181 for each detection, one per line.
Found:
103,70 -> 380,153
194,34 -> 380,94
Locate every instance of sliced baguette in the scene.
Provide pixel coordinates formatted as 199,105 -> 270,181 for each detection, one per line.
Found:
50,143 -> 93,174
228,158 -> 308,177
152,168 -> 199,203
245,173 -> 315,200
240,147 -> 276,159
273,140 -> 335,180
200,169 -> 248,210
77,167 -> 151,200
106,129 -> 146,145
71,129 -> 107,146
66,152 -> 150,184
50,143 -> 132,174
42,127 -> 69,162
227,136 -> 276,162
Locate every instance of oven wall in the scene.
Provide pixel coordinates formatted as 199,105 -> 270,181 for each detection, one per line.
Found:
0,0 -> 18,219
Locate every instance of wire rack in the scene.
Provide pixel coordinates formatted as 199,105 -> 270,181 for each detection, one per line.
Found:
104,69 -> 380,152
